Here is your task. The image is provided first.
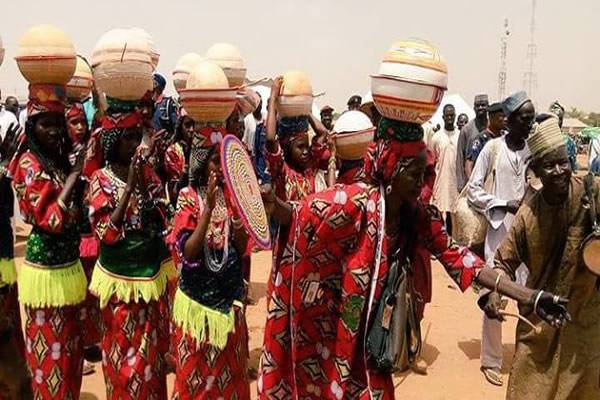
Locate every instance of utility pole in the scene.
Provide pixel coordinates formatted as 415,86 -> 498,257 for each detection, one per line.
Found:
523,0 -> 538,102
498,18 -> 510,101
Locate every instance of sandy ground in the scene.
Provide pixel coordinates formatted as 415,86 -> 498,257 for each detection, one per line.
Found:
13,244 -> 517,400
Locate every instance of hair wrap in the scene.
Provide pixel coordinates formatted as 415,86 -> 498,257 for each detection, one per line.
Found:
82,111 -> 143,179
364,117 -> 426,183
27,84 -> 67,118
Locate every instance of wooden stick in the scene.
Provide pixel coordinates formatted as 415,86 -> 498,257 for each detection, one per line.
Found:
499,311 -> 541,334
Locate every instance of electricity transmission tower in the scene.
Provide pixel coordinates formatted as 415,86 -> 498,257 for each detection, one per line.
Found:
498,18 -> 510,101
523,0 -> 538,101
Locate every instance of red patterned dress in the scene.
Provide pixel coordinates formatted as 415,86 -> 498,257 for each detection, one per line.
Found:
88,165 -> 175,400
337,161 -> 365,185
162,140 -> 187,302
266,142 -> 328,286
12,151 -> 88,399
258,183 -> 483,399
163,141 -> 186,188
168,186 -> 250,400
266,143 -> 326,202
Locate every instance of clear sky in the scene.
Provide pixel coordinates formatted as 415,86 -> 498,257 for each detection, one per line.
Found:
1,0 -> 598,113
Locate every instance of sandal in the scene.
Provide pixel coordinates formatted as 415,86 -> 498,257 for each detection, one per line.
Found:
481,366 -> 503,386
410,358 -> 428,375
82,361 -> 96,376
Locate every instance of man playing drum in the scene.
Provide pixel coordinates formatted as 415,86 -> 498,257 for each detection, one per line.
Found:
482,115 -> 600,400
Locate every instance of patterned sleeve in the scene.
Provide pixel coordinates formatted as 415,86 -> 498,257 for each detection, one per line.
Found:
87,170 -> 124,245
170,188 -> 201,242
138,159 -> 167,204
265,144 -> 288,199
419,149 -> 436,204
168,187 -> 202,267
163,143 -> 186,185
422,204 -> 483,291
265,144 -> 284,182
11,153 -> 66,233
82,127 -> 103,181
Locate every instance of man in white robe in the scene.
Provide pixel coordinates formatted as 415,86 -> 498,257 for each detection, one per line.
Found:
431,104 -> 459,233
467,91 -> 535,386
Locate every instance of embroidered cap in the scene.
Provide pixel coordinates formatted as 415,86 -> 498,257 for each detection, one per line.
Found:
527,115 -> 565,161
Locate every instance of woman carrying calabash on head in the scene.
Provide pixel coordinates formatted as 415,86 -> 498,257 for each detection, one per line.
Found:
163,114 -> 194,205
168,125 -> 251,399
259,38 -> 571,396
265,76 -> 331,203
11,83 -> 88,399
258,113 -> 571,399
87,98 -> 175,399
64,99 -> 103,372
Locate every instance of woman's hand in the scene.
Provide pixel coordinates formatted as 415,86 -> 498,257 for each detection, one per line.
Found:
206,171 -> 218,211
126,156 -> 139,192
260,183 -> 292,226
144,129 -> 167,158
260,183 -> 276,215
532,291 -> 570,328
269,76 -> 283,103
0,123 -> 21,164
70,145 -> 87,176
266,76 -> 284,148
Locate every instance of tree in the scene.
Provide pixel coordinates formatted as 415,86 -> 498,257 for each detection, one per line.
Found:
585,112 -> 600,127
566,107 -> 586,120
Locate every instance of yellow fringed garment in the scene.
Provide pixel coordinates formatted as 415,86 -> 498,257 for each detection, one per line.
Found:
90,258 -> 177,308
0,258 -> 17,286
172,288 -> 235,350
18,260 -> 87,308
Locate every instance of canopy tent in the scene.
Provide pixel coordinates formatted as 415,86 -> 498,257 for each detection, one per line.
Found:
429,93 -> 475,128
580,127 -> 600,140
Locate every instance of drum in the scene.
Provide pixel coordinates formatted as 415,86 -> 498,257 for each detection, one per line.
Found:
582,227 -> 600,276
582,173 -> 600,276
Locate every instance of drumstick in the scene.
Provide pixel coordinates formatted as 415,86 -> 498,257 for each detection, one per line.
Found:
499,311 -> 541,334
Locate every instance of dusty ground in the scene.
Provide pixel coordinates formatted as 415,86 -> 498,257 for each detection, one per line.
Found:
13,244 -> 517,400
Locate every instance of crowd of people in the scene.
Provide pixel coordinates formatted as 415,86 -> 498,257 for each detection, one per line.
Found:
0,35 -> 597,400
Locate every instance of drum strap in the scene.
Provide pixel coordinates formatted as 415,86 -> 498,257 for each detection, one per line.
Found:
582,173 -> 600,291
583,173 -> 598,229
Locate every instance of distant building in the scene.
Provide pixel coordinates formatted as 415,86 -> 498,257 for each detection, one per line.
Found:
562,118 -> 588,136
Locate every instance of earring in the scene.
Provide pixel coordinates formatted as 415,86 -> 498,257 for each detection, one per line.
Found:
386,185 -> 392,195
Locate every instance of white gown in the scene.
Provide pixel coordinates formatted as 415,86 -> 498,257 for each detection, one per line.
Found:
431,128 -> 459,213
467,136 -> 530,370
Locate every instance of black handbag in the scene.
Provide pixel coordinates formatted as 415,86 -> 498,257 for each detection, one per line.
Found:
366,245 -> 422,373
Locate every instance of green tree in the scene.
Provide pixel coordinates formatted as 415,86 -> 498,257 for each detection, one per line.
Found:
585,112 -> 600,127
566,107 -> 586,120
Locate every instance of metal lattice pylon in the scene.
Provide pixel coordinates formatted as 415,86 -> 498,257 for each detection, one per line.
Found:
523,0 -> 538,102
498,18 -> 510,101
